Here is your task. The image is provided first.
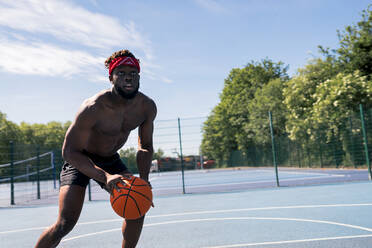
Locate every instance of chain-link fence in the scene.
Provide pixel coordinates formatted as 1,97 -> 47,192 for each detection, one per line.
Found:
0,105 -> 370,204
0,143 -> 62,205
225,106 -> 371,171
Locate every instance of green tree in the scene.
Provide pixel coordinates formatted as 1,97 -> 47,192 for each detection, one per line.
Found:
202,59 -> 288,163
119,147 -> 138,173
283,57 -> 339,140
247,78 -> 288,145
18,121 -> 71,150
153,148 -> 164,160
0,111 -> 21,164
312,71 -> 372,138
332,6 -> 372,77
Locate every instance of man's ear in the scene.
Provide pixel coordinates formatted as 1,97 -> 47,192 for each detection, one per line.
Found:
109,74 -> 113,83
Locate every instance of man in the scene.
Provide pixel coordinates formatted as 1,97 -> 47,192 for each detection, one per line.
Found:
35,50 -> 157,248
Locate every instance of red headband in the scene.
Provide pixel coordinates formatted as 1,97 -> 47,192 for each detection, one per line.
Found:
109,56 -> 140,76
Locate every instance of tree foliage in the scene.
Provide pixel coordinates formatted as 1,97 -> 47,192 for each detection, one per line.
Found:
335,6 -> 372,77
119,147 -> 165,173
311,71 -> 372,138
202,59 -> 289,163
247,78 -> 288,144
119,147 -> 137,173
202,5 -> 372,168
0,111 -> 70,164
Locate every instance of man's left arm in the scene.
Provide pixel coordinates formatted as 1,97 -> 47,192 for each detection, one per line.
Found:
137,100 -> 157,182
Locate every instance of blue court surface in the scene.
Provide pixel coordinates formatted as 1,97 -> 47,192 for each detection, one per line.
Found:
1,168 -> 372,247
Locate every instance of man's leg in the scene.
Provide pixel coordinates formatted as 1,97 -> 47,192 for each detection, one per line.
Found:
122,216 -> 145,248
35,185 -> 86,248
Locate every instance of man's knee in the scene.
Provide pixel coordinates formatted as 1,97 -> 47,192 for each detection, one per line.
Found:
54,217 -> 78,238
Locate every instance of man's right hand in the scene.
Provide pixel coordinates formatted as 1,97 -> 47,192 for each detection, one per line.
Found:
105,174 -> 132,196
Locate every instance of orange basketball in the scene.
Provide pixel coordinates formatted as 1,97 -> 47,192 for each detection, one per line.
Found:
110,176 -> 153,220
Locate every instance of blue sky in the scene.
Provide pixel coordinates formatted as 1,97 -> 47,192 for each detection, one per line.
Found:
0,0 -> 370,155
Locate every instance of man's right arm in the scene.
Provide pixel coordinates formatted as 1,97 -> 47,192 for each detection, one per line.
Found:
62,103 -> 109,185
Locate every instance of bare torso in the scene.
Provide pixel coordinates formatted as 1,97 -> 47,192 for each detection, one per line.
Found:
81,90 -> 154,156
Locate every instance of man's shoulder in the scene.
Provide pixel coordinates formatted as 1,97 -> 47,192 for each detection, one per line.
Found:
137,92 -> 156,108
80,90 -> 111,113
137,92 -> 157,119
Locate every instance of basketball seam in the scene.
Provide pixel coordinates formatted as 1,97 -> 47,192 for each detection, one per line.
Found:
111,178 -> 152,219
130,189 -> 153,204
122,177 -> 136,218
127,194 -> 142,217
111,194 -> 126,206
113,193 -> 143,217
117,184 -> 149,189
112,188 -> 152,206
128,177 -> 142,217
114,187 -> 152,202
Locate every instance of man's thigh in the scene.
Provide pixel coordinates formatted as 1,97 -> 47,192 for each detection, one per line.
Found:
58,185 -> 86,222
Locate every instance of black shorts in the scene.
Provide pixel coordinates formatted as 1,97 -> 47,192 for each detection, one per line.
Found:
60,151 -> 129,188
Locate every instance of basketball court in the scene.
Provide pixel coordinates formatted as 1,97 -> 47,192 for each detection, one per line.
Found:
1,169 -> 372,247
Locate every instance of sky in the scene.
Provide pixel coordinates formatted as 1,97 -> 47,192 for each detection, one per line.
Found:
0,0 -> 370,155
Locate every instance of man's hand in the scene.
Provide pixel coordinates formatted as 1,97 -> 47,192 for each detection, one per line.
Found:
105,174 -> 131,196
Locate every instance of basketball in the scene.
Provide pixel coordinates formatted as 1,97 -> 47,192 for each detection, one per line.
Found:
110,176 -> 153,220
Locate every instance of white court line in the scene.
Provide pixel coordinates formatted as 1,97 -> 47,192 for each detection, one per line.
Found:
154,174 -> 345,190
254,169 -> 343,177
61,216 -> 372,243
2,203 -> 372,234
202,234 -> 372,248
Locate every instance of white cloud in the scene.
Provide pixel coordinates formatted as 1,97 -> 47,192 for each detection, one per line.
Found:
0,0 -> 153,59
0,38 -> 104,77
194,0 -> 228,14
0,0 -> 171,83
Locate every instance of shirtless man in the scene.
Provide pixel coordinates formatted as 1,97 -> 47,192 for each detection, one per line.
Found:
35,50 -> 156,248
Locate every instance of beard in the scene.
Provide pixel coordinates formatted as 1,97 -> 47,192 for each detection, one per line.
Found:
115,83 -> 139,99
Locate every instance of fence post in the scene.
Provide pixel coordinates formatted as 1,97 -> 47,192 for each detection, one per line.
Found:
178,117 -> 186,194
36,146 -> 41,199
348,116 -> 356,168
268,111 -> 280,187
359,104 -> 371,180
10,141 -> 15,205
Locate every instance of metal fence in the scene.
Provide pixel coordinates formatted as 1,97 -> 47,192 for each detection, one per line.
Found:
226,105 -> 371,172
0,105 -> 371,205
0,144 -> 62,205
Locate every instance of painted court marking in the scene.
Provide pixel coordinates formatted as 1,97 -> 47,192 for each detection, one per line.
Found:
154,174 -> 345,190
202,234 -> 372,248
60,216 -> 372,243
253,169 -> 342,177
1,203 -> 372,235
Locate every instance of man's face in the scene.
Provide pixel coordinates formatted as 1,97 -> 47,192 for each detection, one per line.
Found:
111,65 -> 140,99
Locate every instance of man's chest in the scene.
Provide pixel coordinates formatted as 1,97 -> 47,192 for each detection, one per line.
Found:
94,109 -> 145,136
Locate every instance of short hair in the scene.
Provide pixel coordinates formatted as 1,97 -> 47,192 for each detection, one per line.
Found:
104,50 -> 139,69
